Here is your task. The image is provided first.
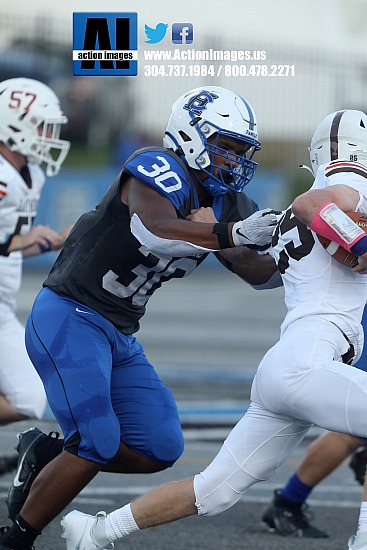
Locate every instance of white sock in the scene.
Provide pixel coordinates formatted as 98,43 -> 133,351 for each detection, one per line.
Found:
357,502 -> 367,534
105,503 -> 140,541
91,514 -> 114,547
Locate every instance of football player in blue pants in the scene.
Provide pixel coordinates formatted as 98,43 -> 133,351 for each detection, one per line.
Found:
0,86 -> 280,550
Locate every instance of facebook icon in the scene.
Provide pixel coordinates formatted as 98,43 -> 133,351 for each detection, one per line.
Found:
172,23 -> 193,44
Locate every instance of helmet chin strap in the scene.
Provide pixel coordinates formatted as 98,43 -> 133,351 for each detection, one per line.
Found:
201,175 -> 228,196
190,166 -> 227,198
299,164 -> 314,176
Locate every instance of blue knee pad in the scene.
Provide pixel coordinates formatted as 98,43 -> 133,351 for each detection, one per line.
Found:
117,383 -> 185,467
63,421 -> 122,464
147,415 -> 184,466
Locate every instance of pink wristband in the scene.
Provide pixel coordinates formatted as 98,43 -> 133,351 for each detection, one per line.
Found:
310,202 -> 365,251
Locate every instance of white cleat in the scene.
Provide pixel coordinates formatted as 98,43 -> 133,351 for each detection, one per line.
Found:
61,510 -> 114,550
348,532 -> 367,549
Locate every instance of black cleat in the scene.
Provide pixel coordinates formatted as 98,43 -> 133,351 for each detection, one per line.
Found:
262,489 -> 329,538
0,526 -> 35,549
349,446 -> 367,485
6,427 -> 59,521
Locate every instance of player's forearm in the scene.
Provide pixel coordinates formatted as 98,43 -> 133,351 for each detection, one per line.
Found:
131,213 -> 232,256
7,233 -> 34,253
218,247 -> 278,285
292,185 -> 360,226
136,208 -> 279,252
146,215 -> 232,249
21,243 -> 50,257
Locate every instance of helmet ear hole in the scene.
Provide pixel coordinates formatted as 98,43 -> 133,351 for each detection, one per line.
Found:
179,131 -> 191,143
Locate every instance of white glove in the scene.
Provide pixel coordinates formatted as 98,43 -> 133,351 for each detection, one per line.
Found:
232,208 -> 281,248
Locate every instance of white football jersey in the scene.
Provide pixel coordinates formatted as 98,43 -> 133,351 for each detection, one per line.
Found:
0,154 -> 45,309
271,161 -> 367,345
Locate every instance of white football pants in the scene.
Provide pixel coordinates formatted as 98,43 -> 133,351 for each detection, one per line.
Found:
194,316 -> 367,516
0,302 -> 46,418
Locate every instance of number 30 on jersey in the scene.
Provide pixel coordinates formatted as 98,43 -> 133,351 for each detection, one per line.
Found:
137,156 -> 182,193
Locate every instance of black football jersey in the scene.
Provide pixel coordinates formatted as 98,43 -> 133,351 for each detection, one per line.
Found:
44,148 -> 257,334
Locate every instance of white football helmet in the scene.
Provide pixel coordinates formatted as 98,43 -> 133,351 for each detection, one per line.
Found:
163,86 -> 260,195
0,77 -> 70,176
309,109 -> 367,175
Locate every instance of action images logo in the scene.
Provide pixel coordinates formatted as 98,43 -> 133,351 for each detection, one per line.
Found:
73,12 -> 138,76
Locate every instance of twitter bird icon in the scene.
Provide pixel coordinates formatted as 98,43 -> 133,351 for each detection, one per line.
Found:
145,23 -> 168,44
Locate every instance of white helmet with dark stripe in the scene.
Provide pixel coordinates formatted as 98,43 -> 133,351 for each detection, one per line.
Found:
163,86 -> 261,195
309,109 -> 367,176
0,77 -> 70,176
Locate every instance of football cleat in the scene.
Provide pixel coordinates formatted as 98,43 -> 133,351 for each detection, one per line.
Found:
6,427 -> 59,521
61,510 -> 114,550
349,446 -> 367,485
262,489 -> 328,538
0,525 -> 35,549
348,532 -> 367,549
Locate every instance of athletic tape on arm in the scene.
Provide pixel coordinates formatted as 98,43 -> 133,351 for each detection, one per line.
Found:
130,213 -> 218,257
310,202 -> 366,251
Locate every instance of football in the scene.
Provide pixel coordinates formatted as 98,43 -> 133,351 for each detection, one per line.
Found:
317,211 -> 367,268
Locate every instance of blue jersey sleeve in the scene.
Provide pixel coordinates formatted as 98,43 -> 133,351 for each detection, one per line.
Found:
125,149 -> 191,210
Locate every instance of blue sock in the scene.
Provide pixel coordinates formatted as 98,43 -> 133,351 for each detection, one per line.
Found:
281,473 -> 313,504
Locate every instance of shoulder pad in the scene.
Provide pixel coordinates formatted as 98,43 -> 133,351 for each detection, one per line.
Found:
124,147 -> 192,209
0,157 -> 45,188
0,155 -> 18,182
325,161 -> 367,180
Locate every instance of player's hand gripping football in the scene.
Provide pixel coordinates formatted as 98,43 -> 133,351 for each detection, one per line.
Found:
352,254 -> 367,274
232,208 -> 282,248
